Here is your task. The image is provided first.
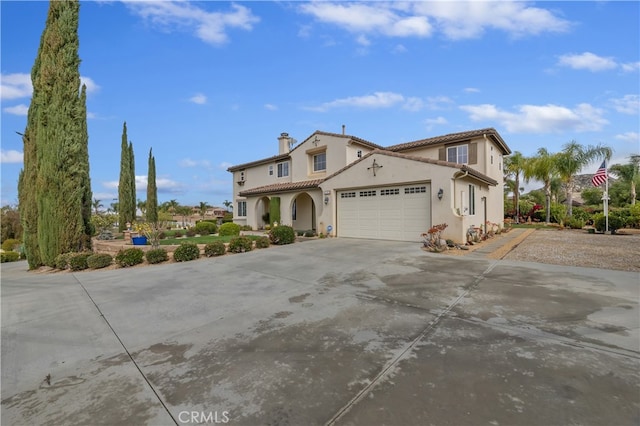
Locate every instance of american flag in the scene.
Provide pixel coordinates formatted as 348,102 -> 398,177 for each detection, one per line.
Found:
591,161 -> 608,187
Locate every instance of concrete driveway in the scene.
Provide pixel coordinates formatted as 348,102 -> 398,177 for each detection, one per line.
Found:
2,236 -> 639,425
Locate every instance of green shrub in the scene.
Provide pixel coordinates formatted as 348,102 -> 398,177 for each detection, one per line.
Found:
1,251 -> 20,263
255,236 -> 270,249
240,225 -> 253,231
204,241 -> 226,257
550,204 -> 567,225
565,217 -> 584,229
158,231 -> 166,240
69,252 -> 91,271
115,248 -> 144,267
55,252 -> 72,270
87,253 -> 113,269
594,212 -> 626,233
146,248 -> 168,264
1,238 -> 20,252
269,225 -> 295,245
195,221 -> 218,235
185,228 -> 197,237
228,236 -> 253,253
628,204 -> 640,228
303,230 -> 315,237
173,242 -> 200,262
174,230 -> 183,238
219,222 -> 241,236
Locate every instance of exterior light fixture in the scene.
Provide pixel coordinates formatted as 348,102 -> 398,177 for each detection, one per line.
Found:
437,188 -> 444,200
324,196 -> 329,205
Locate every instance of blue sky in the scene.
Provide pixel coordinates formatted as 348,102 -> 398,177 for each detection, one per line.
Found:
1,1 -> 639,208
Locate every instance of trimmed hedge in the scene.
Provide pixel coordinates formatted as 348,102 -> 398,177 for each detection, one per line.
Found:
69,252 -> 91,271
55,253 -> 72,270
269,225 -> 296,245
195,221 -> 218,235
146,248 -> 169,264
218,222 -> 240,236
87,253 -> 113,269
1,238 -> 20,252
228,236 -> 253,253
255,236 -> 270,249
115,248 -> 145,267
1,251 -> 20,263
204,241 -> 226,257
174,242 -> 200,262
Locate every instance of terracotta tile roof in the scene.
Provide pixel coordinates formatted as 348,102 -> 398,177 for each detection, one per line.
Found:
227,153 -> 290,172
324,149 -> 499,186
299,131 -> 384,150
239,179 -> 325,196
386,127 -> 511,155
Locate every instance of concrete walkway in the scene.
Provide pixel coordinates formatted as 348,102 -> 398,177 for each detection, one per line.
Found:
2,237 -> 638,425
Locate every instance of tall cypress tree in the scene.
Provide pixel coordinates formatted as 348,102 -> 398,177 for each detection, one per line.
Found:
118,122 -> 136,231
146,148 -> 158,223
19,0 -> 92,267
128,142 -> 137,222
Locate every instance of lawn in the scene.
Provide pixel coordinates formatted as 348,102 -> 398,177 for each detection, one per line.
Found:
159,234 -> 265,245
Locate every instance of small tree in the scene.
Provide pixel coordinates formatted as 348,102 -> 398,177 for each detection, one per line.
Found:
147,148 -> 158,223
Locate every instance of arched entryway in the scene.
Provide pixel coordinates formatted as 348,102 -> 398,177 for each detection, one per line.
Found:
291,192 -> 316,233
255,196 -> 270,229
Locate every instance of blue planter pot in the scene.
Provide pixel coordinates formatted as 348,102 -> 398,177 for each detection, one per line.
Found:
132,236 -> 148,245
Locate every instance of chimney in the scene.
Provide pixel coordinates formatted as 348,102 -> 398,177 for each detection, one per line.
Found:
342,124 -> 346,135
278,132 -> 290,154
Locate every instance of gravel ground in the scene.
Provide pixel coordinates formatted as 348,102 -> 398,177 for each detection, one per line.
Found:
503,228 -> 640,272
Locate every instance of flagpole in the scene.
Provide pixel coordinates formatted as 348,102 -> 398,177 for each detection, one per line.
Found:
605,160 -> 609,233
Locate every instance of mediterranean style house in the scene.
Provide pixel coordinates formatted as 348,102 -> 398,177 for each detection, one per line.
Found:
228,127 -> 511,243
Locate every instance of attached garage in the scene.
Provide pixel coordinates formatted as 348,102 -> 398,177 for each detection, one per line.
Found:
337,183 -> 431,242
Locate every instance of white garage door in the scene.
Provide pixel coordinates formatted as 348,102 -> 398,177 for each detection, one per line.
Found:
337,183 -> 431,242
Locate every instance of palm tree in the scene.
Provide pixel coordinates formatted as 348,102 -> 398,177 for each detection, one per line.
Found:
504,151 -> 527,222
167,199 -> 179,214
610,155 -> 639,205
223,200 -> 232,211
555,141 -> 611,216
198,201 -> 211,220
137,199 -> 147,218
524,148 -> 558,223
176,205 -> 193,227
92,198 -> 104,216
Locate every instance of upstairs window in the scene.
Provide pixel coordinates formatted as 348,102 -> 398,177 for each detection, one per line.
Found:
277,161 -> 289,177
313,152 -> 326,172
447,145 -> 468,164
268,165 -> 273,176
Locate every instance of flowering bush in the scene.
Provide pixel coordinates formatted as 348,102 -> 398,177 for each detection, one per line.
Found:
421,223 -> 448,252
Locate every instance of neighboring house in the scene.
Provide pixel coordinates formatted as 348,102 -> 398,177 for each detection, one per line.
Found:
228,127 -> 511,243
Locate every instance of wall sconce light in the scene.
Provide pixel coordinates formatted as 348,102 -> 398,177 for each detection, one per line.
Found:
324,196 -> 329,205
437,188 -> 444,200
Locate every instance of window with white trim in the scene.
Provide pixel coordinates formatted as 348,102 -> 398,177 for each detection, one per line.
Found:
313,152 -> 326,172
268,165 -> 273,176
237,201 -> 247,217
447,145 -> 468,164
468,184 -> 476,215
277,161 -> 289,177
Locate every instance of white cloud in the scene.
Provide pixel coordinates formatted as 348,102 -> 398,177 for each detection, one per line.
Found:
103,175 -> 185,194
264,103 -> 278,111
610,94 -> 639,115
124,1 -> 259,45
80,76 -> 100,94
300,2 -> 570,41
426,96 -> 455,110
299,3 -> 432,38
3,104 -> 29,116
415,1 -> 571,40
620,61 -> 640,72
219,161 -> 233,170
402,97 -> 424,112
305,91 -> 423,112
460,103 -> 608,133
179,158 -> 212,169
1,149 -> 23,163
615,132 -> 639,143
557,52 -> 617,72
1,73 -> 32,100
189,93 -> 207,104
356,35 -> 371,46
464,87 -> 480,93
392,44 -> 407,54
424,116 -> 448,130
